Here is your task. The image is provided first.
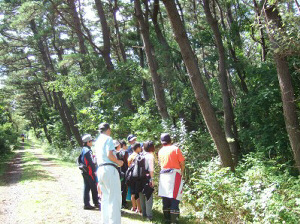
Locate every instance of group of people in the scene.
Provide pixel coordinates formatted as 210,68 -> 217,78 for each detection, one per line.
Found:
79,122 -> 185,224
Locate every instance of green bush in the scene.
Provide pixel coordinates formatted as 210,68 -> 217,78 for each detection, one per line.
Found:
0,122 -> 19,154
183,152 -> 300,223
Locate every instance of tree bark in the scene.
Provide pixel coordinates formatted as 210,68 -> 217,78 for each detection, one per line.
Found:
203,0 -> 240,165
67,0 -> 91,73
52,91 -> 74,142
94,0 -> 114,70
264,3 -> 300,172
111,0 -> 127,62
217,1 -> 248,93
134,0 -> 169,120
58,92 -> 82,146
30,19 -> 82,146
162,0 -> 234,169
253,0 -> 268,62
67,0 -> 87,55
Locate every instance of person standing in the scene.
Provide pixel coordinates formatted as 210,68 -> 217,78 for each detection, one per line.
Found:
139,140 -> 155,221
158,133 -> 185,224
126,134 -> 137,155
80,134 -> 99,210
95,123 -> 124,224
127,142 -> 142,213
116,140 -> 129,208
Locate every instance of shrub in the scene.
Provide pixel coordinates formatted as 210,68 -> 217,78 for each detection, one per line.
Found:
183,152 -> 300,223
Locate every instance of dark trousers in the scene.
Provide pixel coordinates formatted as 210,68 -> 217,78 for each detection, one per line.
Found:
121,180 -> 128,206
82,173 -> 98,206
162,197 -> 180,212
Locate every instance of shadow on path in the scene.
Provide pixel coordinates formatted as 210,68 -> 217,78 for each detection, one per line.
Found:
0,145 -> 25,186
0,142 -> 55,186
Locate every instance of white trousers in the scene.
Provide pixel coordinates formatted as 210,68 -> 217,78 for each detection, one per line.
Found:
98,165 -> 122,224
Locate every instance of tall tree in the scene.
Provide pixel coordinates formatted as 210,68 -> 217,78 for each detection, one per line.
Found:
29,19 -> 83,146
162,0 -> 234,169
94,0 -> 114,70
134,0 -> 169,120
203,0 -> 241,165
263,2 -> 300,172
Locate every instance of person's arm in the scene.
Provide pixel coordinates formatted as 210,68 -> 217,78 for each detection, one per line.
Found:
85,151 -> 96,172
179,160 -> 185,177
147,154 -> 155,187
124,151 -> 129,169
149,170 -> 154,187
107,150 -> 123,167
177,148 -> 185,177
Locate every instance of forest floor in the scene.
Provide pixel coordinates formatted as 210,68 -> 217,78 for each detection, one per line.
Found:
0,140 -> 198,224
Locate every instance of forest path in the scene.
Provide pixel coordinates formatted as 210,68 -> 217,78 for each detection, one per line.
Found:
0,141 -> 152,224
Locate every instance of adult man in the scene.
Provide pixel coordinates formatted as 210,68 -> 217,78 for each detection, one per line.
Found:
80,134 -> 99,210
95,123 -> 124,224
158,133 -> 185,224
115,140 -> 129,208
126,134 -> 137,155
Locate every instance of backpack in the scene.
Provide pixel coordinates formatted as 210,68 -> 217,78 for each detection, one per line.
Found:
77,154 -> 88,173
125,153 -> 147,184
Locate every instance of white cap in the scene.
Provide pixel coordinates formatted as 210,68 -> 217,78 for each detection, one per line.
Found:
82,134 -> 93,143
113,140 -> 120,148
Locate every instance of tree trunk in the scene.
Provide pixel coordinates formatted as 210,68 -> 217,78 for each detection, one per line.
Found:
30,19 -> 81,146
264,3 -> 300,172
52,91 -> 74,142
67,0 -> 91,73
162,0 -> 234,169
68,0 -> 87,55
94,0 -> 114,70
218,2 -> 248,93
203,0 -> 240,165
134,0 -> 169,120
58,92 -> 83,146
111,0 -> 127,62
253,0 -> 268,61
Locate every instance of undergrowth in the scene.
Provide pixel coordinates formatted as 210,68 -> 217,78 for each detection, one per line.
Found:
184,153 -> 300,223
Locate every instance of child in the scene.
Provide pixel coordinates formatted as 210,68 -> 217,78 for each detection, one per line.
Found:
117,140 -> 129,208
139,140 -> 155,220
114,140 -> 128,208
127,142 -> 142,214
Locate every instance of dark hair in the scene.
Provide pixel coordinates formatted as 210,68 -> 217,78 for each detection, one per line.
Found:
143,140 -> 155,152
83,142 -> 88,147
161,133 -> 172,145
120,139 -> 127,148
99,123 -> 110,133
132,142 -> 141,151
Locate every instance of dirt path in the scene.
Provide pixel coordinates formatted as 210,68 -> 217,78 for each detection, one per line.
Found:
0,142 -> 152,224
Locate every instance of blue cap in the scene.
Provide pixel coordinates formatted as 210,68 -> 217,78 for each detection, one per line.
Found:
127,134 -> 137,142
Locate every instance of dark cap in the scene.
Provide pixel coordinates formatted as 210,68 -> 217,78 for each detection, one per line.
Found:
127,134 -> 137,142
161,133 -> 171,144
99,123 -> 110,132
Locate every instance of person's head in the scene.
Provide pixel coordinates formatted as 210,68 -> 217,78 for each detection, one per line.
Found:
161,133 -> 171,146
82,134 -> 93,147
132,142 -> 141,153
113,140 -> 121,151
99,123 -> 111,135
143,140 -> 155,153
127,134 -> 137,145
120,139 -> 127,150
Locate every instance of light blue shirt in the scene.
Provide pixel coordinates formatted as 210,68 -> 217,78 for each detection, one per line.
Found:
95,133 -> 117,165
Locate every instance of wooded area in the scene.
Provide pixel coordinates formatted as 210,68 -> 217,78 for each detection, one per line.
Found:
1,0 -> 300,222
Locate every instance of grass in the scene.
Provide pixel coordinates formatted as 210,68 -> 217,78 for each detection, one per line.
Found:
19,139 -> 200,223
20,151 -> 56,183
0,151 -> 15,184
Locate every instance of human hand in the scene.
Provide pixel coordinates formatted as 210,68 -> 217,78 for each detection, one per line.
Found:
117,160 -> 124,167
150,180 -> 154,188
